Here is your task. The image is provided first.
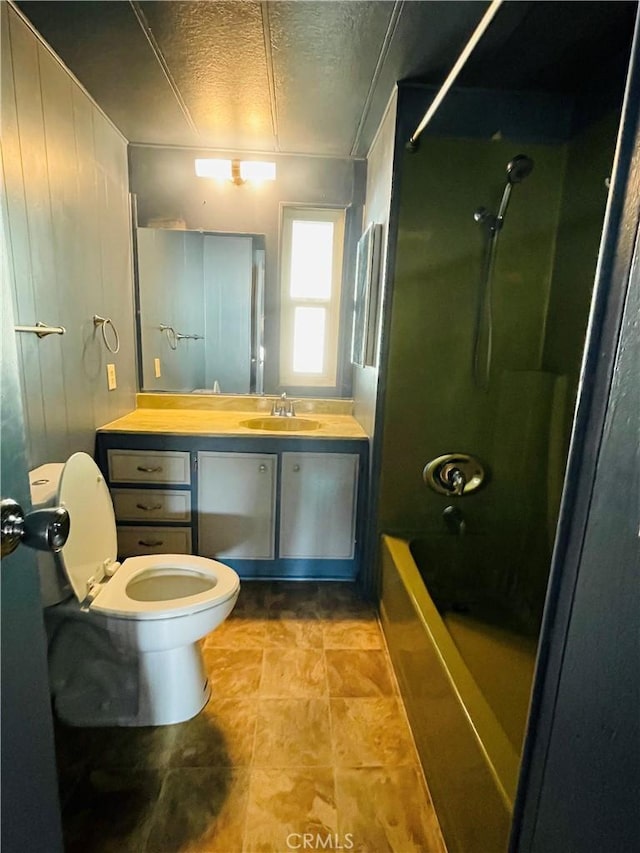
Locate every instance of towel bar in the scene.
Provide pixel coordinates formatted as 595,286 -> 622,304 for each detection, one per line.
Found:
15,322 -> 66,338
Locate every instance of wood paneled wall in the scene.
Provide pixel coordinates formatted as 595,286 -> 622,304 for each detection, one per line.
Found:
2,5 -> 136,469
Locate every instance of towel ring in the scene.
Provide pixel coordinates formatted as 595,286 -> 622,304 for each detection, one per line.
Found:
93,315 -> 120,354
159,324 -> 178,350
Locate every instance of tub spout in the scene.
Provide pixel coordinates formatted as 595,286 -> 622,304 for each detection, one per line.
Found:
443,505 -> 466,535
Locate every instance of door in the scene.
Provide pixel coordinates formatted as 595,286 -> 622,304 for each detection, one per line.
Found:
279,452 -> 359,559
1,244 -> 63,850
511,21 -> 640,849
197,452 -> 276,558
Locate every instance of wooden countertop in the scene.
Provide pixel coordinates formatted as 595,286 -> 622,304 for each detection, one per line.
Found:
97,408 -> 368,440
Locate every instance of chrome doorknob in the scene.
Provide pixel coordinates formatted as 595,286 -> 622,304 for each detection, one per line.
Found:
1,498 -> 70,558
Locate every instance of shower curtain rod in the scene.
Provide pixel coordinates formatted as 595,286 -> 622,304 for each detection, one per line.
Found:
407,0 -> 505,150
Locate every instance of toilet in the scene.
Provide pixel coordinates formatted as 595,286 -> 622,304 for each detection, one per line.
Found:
29,451 -> 240,727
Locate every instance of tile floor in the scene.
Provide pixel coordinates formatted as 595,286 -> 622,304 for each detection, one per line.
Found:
56,582 -> 446,853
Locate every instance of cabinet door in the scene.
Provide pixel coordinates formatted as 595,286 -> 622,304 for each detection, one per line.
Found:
279,453 -> 358,559
197,452 -> 276,559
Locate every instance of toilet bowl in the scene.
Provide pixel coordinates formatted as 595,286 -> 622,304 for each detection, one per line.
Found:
29,452 -> 240,727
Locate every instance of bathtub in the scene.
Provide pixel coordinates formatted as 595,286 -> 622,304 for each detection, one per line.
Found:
380,534 -> 538,853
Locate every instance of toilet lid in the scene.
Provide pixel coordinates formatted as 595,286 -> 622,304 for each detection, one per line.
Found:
57,452 -> 118,602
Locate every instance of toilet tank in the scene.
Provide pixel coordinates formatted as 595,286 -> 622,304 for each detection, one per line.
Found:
29,463 -> 71,607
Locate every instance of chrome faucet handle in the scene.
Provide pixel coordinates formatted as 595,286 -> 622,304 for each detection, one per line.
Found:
440,463 -> 467,496
281,392 -> 296,417
271,392 -> 290,416
450,469 -> 466,496
423,453 -> 486,497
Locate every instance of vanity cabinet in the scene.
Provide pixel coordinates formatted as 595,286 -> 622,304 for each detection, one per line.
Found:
96,432 -> 368,580
197,450 -> 359,562
197,452 -> 276,559
279,452 -> 358,559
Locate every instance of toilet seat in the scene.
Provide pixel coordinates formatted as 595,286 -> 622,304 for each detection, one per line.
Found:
91,554 -> 239,620
57,452 -> 239,620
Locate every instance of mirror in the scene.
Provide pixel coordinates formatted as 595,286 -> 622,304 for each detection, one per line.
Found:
351,222 -> 382,369
136,227 -> 265,394
129,144 -> 362,399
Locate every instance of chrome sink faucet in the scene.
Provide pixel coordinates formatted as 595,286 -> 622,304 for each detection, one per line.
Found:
271,392 -> 296,417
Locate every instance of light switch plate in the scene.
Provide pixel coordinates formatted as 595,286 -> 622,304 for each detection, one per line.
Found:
154,357 -> 161,378
107,363 -> 117,390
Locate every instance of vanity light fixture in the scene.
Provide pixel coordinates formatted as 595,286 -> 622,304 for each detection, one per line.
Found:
239,160 -> 276,183
195,158 -> 233,180
194,158 -> 276,186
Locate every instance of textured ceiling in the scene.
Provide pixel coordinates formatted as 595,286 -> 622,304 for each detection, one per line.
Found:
14,0 -> 638,158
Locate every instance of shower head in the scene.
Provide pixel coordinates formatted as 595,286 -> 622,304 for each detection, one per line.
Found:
506,154 -> 534,184
474,154 -> 534,231
492,154 -> 534,228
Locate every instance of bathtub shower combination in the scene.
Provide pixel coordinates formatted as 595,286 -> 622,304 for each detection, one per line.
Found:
377,65 -> 626,847
380,534 -> 533,852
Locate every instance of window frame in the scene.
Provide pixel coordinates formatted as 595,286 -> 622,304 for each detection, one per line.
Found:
279,205 -> 346,388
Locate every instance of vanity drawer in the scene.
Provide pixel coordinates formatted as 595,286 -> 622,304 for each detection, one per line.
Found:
108,450 -> 191,485
111,489 -> 191,523
117,526 -> 192,558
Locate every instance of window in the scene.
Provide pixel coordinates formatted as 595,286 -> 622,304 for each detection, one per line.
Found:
280,207 -> 346,387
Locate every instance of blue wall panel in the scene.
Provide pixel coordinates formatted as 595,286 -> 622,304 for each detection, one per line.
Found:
3,7 -> 136,469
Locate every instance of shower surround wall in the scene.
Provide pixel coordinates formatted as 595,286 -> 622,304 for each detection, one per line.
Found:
380,134 -> 565,627
542,110 -> 620,441
375,84 -> 617,627
372,82 -> 621,852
